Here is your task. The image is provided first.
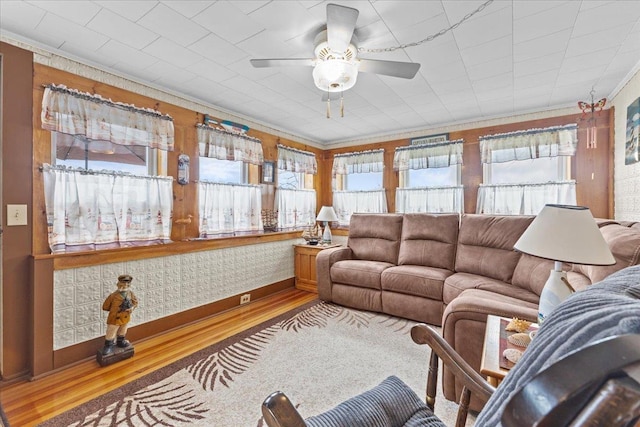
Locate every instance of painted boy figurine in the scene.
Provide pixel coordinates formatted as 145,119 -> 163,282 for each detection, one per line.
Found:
101,274 -> 138,356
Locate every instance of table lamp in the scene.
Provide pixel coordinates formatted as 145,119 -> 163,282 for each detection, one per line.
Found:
513,204 -> 614,324
316,206 -> 338,245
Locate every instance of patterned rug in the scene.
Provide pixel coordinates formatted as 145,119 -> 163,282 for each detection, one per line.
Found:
41,301 -> 471,426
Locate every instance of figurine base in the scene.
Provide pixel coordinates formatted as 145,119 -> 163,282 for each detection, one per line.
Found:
96,345 -> 134,367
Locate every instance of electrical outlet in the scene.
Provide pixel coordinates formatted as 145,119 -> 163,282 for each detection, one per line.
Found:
240,294 -> 251,304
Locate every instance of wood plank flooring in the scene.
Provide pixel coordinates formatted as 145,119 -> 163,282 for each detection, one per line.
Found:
0,287 -> 317,427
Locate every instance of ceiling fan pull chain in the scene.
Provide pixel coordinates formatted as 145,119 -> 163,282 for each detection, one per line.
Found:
326,91 -> 331,119
358,0 -> 493,54
340,91 -> 344,118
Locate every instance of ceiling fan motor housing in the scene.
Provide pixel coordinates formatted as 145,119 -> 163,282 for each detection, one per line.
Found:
313,30 -> 359,92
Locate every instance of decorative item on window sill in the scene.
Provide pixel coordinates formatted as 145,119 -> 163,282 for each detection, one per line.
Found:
262,209 -> 278,232
578,88 -> 607,149
301,223 -> 322,245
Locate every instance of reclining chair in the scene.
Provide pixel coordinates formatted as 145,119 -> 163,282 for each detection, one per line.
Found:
262,265 -> 640,427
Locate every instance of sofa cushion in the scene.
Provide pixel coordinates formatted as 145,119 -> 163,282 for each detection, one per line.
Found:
348,214 -> 404,265
443,272 -> 539,305
455,214 -> 533,283
572,223 -> 640,284
398,213 -> 459,270
381,265 -> 452,300
512,254 -> 592,295
331,260 -> 395,289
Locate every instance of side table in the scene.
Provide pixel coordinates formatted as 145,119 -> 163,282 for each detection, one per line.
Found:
480,314 -> 538,386
480,315 -> 512,386
294,243 -> 340,293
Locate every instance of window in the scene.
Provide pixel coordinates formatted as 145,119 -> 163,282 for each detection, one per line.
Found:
52,133 -> 161,175
344,172 -> 383,191
199,157 -> 247,184
484,156 -> 569,184
332,149 -> 387,225
196,124 -> 264,236
275,145 -> 317,229
477,124 -> 578,215
394,140 -> 464,213
278,170 -> 307,189
40,84 -> 175,252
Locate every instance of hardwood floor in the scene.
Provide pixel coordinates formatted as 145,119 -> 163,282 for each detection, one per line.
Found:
0,287 -> 317,427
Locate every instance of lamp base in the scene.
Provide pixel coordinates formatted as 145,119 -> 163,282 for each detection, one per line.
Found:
322,222 -> 332,245
538,269 -> 573,324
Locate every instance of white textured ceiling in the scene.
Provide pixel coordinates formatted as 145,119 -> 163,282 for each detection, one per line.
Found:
2,0 -> 640,146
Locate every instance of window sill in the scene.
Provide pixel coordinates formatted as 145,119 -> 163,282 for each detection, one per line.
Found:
35,230 -> 302,270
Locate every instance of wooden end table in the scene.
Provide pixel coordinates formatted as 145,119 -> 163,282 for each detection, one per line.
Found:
480,314 -> 539,386
294,243 -> 340,293
480,315 -> 512,386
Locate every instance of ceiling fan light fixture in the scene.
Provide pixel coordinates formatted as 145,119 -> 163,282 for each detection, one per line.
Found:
313,59 -> 358,92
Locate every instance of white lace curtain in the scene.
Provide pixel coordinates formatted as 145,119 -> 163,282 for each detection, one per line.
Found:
332,149 -> 384,176
480,124 -> 578,164
41,84 -> 174,151
42,165 -> 173,253
277,144 -> 317,174
333,190 -> 388,226
393,140 -> 464,171
197,124 -> 264,165
476,181 -> 576,215
275,188 -> 317,229
198,182 -> 262,237
396,186 -> 464,214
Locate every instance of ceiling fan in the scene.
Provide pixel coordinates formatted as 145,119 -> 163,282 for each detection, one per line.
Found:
250,3 -> 421,95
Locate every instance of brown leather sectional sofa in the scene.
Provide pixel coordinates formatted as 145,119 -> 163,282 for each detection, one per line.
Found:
316,213 -> 640,411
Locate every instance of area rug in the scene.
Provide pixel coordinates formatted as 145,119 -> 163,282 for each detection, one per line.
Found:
41,301 -> 473,426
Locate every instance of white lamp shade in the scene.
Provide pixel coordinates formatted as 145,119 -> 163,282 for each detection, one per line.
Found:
514,204 -> 615,266
312,60 -> 358,92
316,206 -> 338,222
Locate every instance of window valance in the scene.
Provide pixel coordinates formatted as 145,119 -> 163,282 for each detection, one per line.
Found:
332,149 -> 384,175
41,84 -> 174,151
197,124 -> 264,165
393,139 -> 464,171
479,124 -> 577,164
277,144 -> 317,174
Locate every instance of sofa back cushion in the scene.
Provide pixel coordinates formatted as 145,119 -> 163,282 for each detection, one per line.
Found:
455,214 -> 534,283
398,213 -> 459,270
572,223 -> 640,283
347,214 -> 404,264
511,255 -> 587,296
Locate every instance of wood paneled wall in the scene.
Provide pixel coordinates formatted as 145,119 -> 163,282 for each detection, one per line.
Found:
321,114 -> 612,219
0,42 -> 34,381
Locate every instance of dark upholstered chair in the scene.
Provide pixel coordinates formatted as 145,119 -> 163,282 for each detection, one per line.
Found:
262,265 -> 640,427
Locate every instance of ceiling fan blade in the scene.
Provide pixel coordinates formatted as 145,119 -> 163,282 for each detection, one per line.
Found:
358,59 -> 421,79
326,3 -> 359,53
250,58 -> 315,68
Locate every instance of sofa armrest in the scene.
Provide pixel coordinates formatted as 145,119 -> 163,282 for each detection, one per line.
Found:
316,247 -> 353,301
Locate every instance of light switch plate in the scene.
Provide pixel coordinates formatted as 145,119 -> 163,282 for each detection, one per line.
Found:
7,204 -> 28,226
